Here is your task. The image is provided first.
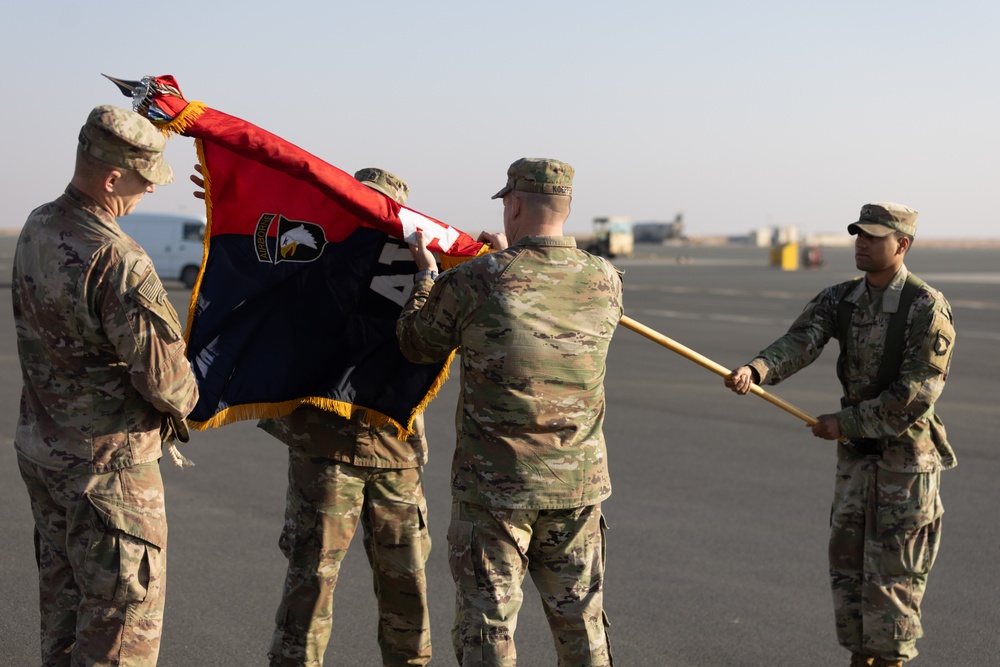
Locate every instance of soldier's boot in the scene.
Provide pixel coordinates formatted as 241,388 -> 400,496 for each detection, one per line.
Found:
870,659 -> 903,667
850,654 -> 874,667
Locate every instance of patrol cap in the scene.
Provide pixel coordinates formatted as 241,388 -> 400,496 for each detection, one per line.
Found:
848,202 -> 918,238
491,157 -> 574,200
77,105 -> 173,185
354,167 -> 409,205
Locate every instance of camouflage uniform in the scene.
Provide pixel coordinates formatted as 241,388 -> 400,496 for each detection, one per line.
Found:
745,209 -> 954,663
12,106 -> 198,666
397,158 -> 623,667
259,168 -> 432,667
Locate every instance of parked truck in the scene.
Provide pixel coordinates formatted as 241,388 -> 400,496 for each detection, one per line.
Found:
586,216 -> 634,258
117,212 -> 206,288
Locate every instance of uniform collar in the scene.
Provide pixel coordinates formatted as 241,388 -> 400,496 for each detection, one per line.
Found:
512,235 -> 578,248
62,184 -> 119,231
878,264 -> 909,314
847,264 -> 908,313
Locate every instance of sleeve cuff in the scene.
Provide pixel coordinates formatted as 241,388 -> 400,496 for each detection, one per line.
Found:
835,406 -> 861,439
748,358 -> 771,385
414,269 -> 438,282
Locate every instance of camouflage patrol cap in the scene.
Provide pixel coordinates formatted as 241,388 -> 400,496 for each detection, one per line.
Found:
78,105 -> 173,185
491,157 -> 574,200
354,167 -> 409,205
848,202 -> 918,238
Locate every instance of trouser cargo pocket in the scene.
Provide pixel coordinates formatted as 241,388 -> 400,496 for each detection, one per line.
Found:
83,491 -> 167,603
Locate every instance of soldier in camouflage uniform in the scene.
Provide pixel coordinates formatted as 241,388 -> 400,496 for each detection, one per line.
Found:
397,158 -> 623,667
724,203 -> 955,667
259,168 -> 433,667
12,105 -> 199,666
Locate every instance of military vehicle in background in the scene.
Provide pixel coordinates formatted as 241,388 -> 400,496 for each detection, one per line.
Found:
632,213 -> 686,244
117,213 -> 206,288
586,216 -> 634,258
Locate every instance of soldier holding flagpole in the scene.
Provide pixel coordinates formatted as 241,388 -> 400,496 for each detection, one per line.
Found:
724,202 -> 956,667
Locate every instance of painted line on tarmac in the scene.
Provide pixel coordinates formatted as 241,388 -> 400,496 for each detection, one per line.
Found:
627,284 -> 801,300
919,273 -> 1000,284
614,258 -> 764,267
628,284 -> 1000,311
639,309 -> 702,320
635,308 -> 784,327
950,299 -> 1000,311
634,308 -> 998,342
962,330 -> 1000,341
707,313 -> 784,326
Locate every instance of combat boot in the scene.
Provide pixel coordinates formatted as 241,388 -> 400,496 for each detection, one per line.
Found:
850,654 -> 874,667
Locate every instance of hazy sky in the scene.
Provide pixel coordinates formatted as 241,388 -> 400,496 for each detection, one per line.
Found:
3,1 -> 997,239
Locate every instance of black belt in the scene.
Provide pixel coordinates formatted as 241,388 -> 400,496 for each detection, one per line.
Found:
846,438 -> 883,458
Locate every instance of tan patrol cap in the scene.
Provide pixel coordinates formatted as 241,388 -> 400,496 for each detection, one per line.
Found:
354,167 -> 409,205
77,105 -> 173,185
848,202 -> 918,238
491,157 -> 574,200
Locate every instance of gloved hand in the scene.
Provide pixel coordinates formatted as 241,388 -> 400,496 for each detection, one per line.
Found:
160,414 -> 191,444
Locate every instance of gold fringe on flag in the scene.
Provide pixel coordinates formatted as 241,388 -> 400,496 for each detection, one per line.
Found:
153,100 -> 208,137
182,139 -> 212,342
187,345 -> 457,439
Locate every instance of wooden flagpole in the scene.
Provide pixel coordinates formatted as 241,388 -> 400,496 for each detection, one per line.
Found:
619,315 -> 820,427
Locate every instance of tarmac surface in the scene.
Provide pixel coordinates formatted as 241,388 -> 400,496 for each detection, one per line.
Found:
1,235 -> 998,666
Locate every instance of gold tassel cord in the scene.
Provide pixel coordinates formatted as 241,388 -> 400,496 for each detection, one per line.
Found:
166,443 -> 195,468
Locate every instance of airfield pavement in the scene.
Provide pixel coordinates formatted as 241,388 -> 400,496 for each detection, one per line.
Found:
1,234 -> 997,666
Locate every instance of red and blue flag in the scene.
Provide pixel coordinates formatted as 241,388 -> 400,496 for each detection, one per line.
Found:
110,75 -> 484,433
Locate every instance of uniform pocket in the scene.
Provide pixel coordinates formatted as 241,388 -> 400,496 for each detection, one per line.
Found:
876,470 -> 942,576
876,470 -> 940,538
278,499 -> 319,566
447,518 -> 477,598
84,491 -> 167,603
894,614 -> 923,641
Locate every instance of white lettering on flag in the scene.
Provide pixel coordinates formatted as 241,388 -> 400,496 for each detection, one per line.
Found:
372,240 -> 417,306
377,242 -> 413,266
371,274 -> 414,307
398,208 -> 460,253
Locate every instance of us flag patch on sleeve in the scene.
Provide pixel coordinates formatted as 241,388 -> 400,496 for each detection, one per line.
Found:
137,273 -> 166,305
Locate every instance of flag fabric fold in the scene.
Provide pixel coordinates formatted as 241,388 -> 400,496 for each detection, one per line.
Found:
129,75 -> 485,433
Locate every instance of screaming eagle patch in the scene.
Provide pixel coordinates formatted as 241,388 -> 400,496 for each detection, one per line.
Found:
255,214 -> 328,263
933,332 -> 951,356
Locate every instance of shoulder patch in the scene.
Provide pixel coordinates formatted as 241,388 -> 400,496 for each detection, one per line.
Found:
136,272 -> 167,306
126,258 -> 182,342
933,332 -> 952,356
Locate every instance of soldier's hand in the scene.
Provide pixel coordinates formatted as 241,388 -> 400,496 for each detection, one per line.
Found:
160,414 -> 191,444
191,163 -> 206,200
809,414 -> 842,440
408,230 -> 438,273
725,366 -> 756,395
477,230 -> 508,251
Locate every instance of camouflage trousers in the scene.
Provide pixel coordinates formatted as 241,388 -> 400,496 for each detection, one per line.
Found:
829,456 -> 944,663
268,451 -> 432,667
447,500 -> 612,667
17,454 -> 168,667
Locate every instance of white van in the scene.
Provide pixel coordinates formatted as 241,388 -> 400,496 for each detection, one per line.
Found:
117,213 -> 206,288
